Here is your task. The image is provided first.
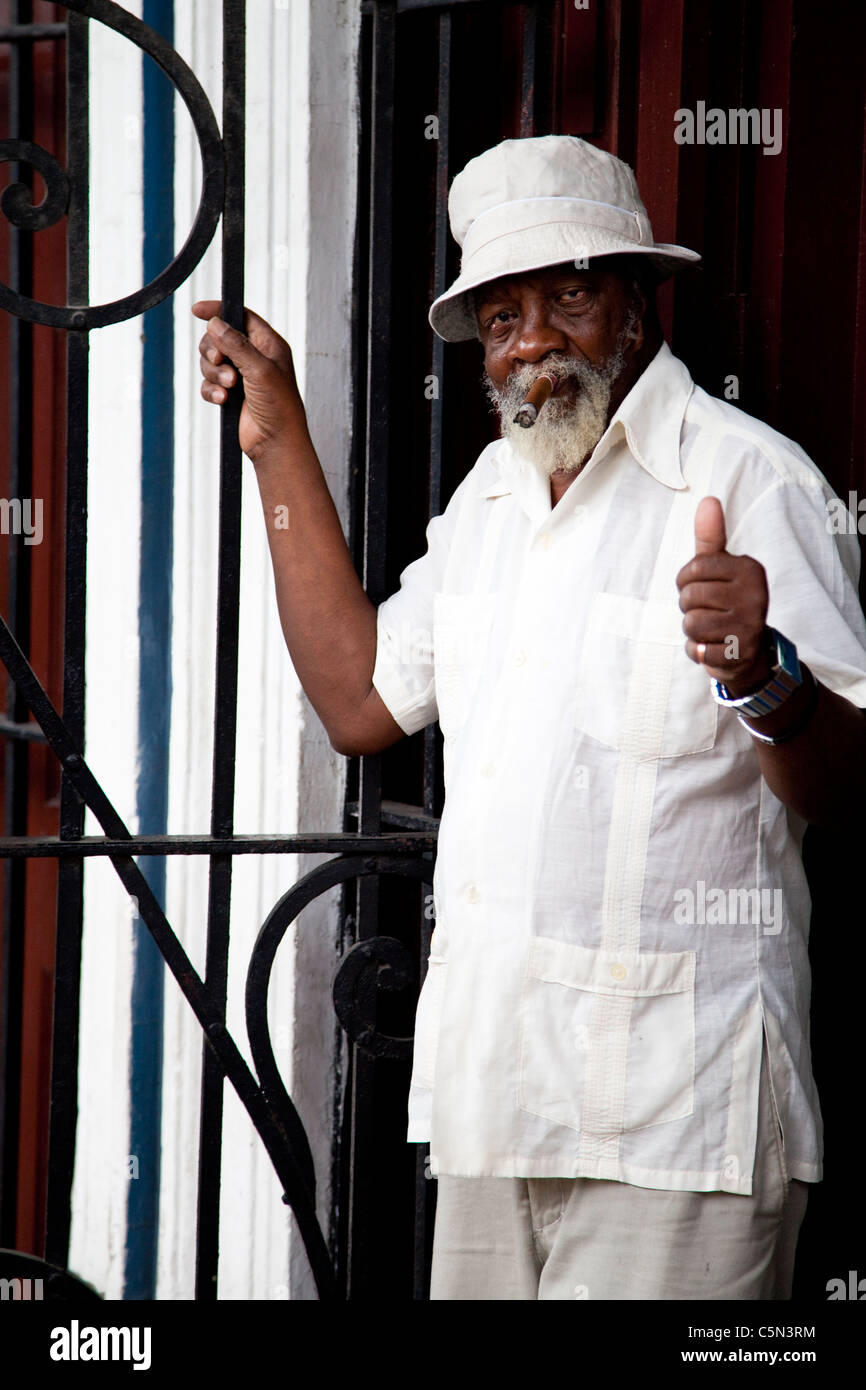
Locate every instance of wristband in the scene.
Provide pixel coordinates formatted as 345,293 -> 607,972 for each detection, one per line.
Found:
711,628 -> 802,718
737,670 -> 820,745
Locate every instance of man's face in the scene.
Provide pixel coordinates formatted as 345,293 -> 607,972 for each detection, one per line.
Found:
476,263 -> 645,477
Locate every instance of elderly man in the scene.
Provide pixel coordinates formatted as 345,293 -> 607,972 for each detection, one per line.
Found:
193,136 -> 866,1301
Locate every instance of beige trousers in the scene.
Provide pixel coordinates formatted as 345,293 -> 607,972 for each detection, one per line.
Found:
430,1042 -> 810,1300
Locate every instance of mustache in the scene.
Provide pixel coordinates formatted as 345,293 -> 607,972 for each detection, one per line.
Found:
483,352 -> 618,417
503,354 -> 595,391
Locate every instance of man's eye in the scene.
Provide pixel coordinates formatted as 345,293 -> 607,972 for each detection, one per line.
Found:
481,309 -> 513,333
559,288 -> 590,304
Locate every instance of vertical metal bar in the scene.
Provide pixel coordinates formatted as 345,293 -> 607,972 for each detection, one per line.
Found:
850,93 -> 866,494
422,8 -> 449,825
426,13 -> 449,538
44,5 -> 89,1269
194,0 -> 245,1302
361,4 -> 394,612
335,6 -> 372,1297
358,0 -> 396,835
349,0 -> 396,1300
415,2 -> 451,1301
519,2 -> 538,136
0,0 -> 33,1249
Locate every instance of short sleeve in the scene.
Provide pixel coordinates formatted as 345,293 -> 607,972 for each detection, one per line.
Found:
727,476 -> 866,708
372,468 -> 478,735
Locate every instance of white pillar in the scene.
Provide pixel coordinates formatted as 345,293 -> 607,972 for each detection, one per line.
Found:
162,0 -> 360,1300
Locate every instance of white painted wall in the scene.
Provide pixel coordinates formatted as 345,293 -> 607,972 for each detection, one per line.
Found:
69,0 -> 359,1300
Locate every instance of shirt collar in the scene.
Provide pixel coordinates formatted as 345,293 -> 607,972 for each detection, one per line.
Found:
599,340 -> 692,490
477,341 -> 693,515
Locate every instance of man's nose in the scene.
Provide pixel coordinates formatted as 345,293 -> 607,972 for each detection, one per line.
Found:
510,302 -> 567,365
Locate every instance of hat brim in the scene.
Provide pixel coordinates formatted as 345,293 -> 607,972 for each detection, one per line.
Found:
429,234 -> 701,342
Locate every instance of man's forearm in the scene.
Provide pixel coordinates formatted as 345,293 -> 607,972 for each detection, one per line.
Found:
740,669 -> 866,826
192,303 -> 404,756
251,417 -> 400,755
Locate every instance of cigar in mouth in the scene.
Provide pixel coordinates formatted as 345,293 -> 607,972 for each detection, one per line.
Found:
513,371 -> 559,428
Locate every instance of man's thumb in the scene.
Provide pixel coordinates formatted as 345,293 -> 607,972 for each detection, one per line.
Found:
694,496 -> 727,555
206,316 -> 262,375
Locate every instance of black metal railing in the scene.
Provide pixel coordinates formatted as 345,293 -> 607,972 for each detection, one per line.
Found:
0,0 -> 437,1302
347,0 -> 559,1297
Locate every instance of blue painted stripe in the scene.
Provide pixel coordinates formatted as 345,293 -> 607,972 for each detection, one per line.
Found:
125,0 -> 174,1302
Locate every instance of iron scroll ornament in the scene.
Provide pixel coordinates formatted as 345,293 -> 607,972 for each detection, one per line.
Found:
333,935 -> 415,1060
0,140 -> 70,232
0,0 -> 225,330
245,855 -> 430,1169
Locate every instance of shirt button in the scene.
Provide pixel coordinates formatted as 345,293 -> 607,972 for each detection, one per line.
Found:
513,651 -> 527,667
465,884 -> 479,904
480,762 -> 496,778
610,963 -> 627,982
538,532 -> 553,550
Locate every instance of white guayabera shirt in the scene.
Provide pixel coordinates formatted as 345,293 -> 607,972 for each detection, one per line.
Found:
371,341 -> 866,1193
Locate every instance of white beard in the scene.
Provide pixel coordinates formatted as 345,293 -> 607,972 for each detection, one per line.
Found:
483,333 -> 631,479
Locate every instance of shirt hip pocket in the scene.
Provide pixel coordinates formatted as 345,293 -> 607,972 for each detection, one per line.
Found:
411,952 -> 448,1091
517,937 -> 696,1133
574,592 -> 717,759
433,592 -> 496,740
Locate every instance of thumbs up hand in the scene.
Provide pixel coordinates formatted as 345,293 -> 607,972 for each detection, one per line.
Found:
676,497 -> 772,695
693,494 -> 728,557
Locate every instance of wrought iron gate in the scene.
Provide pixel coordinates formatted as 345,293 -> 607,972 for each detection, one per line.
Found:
0,0 -> 563,1301
0,0 -> 439,1302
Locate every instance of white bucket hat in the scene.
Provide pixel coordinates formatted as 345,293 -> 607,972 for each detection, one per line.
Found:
429,135 -> 700,342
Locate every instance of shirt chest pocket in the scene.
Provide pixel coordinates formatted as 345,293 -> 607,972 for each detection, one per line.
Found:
573,592 -> 718,759
433,592 -> 496,740
517,937 -> 696,1134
